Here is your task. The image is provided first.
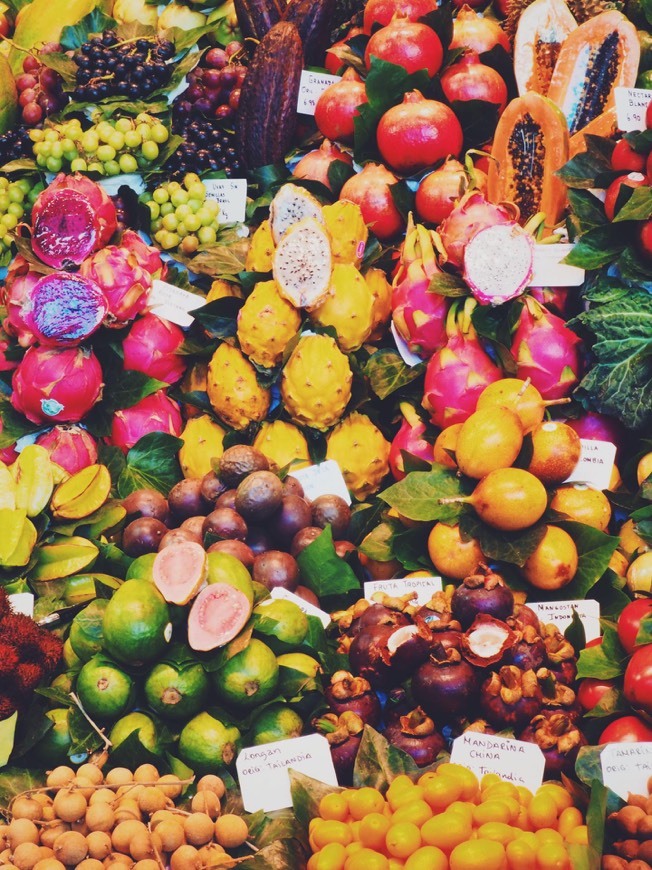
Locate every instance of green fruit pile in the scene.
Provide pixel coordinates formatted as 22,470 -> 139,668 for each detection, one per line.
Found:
0,176 -> 43,256
141,172 -> 221,253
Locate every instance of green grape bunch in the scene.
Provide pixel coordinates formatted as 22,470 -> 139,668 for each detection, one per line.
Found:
0,176 -> 45,256
141,173 -> 221,254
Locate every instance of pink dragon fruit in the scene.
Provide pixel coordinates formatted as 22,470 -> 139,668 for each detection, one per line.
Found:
11,345 -> 104,424
122,314 -> 187,384
108,390 -> 183,453
567,411 -> 626,460
438,190 -> 519,269
530,286 -> 571,317
510,297 -> 583,400
80,246 -> 152,327
2,255 -> 42,347
30,173 -> 117,269
422,299 -> 502,429
22,273 -> 108,347
35,425 -> 98,475
389,402 -> 435,480
121,229 -> 166,279
463,223 -> 534,306
391,217 -> 450,359
0,328 -> 18,373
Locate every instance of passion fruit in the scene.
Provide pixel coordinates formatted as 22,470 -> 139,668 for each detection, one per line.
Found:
168,478 -> 205,521
269,494 -> 312,547
527,421 -> 581,485
235,470 -> 284,521
217,445 -> 269,487
122,517 -> 168,556
550,485 -> 612,532
253,550 -> 300,591
207,538 -> 255,567
311,494 -> 351,538
455,407 -> 524,479
202,507 -> 248,541
427,522 -> 484,580
122,489 -> 169,524
521,525 -> 578,590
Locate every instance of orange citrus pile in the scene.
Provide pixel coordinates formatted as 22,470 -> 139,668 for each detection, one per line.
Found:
308,765 -> 588,870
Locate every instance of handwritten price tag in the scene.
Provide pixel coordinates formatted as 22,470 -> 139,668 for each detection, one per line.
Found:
149,280 -> 206,328
297,70 -> 341,115
615,87 -> 652,132
528,599 -> 601,642
601,742 -> 652,800
203,179 -> 247,224
364,576 -> 443,605
565,439 -> 617,491
292,460 -> 351,505
451,732 -> 545,791
270,587 -> 331,628
530,244 -> 585,287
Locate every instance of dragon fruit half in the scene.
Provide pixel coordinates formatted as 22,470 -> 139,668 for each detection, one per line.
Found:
122,313 -> 186,384
121,229 -> 166,279
510,297 -> 583,400
463,223 -> 534,306
3,255 -> 42,347
389,403 -> 435,480
80,246 -> 152,327
30,174 -> 117,269
108,390 -> 183,453
438,190 -> 519,269
423,299 -> 502,429
11,345 -> 104,424
23,273 -> 108,347
35,425 -> 98,475
391,217 -> 450,359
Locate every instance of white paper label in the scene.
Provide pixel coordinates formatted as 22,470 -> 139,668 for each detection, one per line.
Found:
149,280 -> 206,328
530,244 -> 585,287
0,712 -> 17,768
528,599 -> 601,642
297,70 -> 341,115
364,576 -> 443,605
204,179 -> 247,224
565,439 -> 617,491
391,322 -> 423,367
615,87 -> 652,132
601,742 -> 652,800
292,460 -> 351,505
237,733 -> 338,812
8,593 -> 34,617
450,732 -> 545,791
269,587 -> 331,628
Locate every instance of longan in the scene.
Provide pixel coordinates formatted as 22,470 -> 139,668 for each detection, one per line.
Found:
113,800 -> 141,823
183,812 -> 214,846
86,831 -> 112,861
76,764 -> 104,785
8,818 -> 39,849
52,788 -> 87,823
104,769 -> 133,788
196,775 -> 225,799
41,807 -> 56,823
197,842 -> 226,864
72,776 -> 96,801
31,794 -> 53,810
128,830 -> 156,862
77,861 -> 105,870
36,849 -> 54,862
149,810 -> 176,828
40,824 -> 69,850
136,787 -> 167,815
169,844 -> 200,870
133,765 -> 159,784
12,840 -> 42,870
71,819 -> 91,837
214,814 -> 248,849
104,855 -> 134,868
90,789 -> 117,806
86,802 -> 115,833
191,790 -> 221,819
0,822 -> 9,847
32,860 -> 65,870
11,798 -> 42,822
156,774 -> 183,800
133,861 -> 159,870
112,820 -> 148,854
53,830 -> 88,866
153,818 -> 185,852
46,767 -> 75,789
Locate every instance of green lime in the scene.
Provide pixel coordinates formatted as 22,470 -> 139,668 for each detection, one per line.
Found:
248,703 -> 303,745
277,652 -> 322,697
178,712 -> 241,773
76,655 -> 136,721
102,579 -> 171,666
63,573 -> 98,606
253,598 -> 309,648
69,599 -> 109,662
212,638 -> 279,709
125,553 -> 157,582
32,708 -> 72,767
144,660 -> 209,721
62,637 -> 83,672
109,711 -> 160,754
50,672 -> 75,694
206,552 -> 254,605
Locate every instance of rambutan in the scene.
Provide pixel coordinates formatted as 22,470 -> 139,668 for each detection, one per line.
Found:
38,632 -> 64,673
0,693 -> 17,721
16,662 -> 43,692
0,587 -> 10,619
0,642 -> 19,672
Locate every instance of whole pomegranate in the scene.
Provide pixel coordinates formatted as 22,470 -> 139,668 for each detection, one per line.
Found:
376,90 -> 463,175
365,19 -> 443,76
293,140 -> 353,190
363,0 -> 438,34
324,27 -> 364,75
339,163 -> 405,240
450,5 -> 510,53
108,390 -> 183,453
314,80 -> 368,144
415,158 -> 470,225
440,52 -> 508,114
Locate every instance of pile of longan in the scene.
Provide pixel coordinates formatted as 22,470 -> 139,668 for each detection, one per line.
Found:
603,775 -> 652,869
0,762 -> 250,869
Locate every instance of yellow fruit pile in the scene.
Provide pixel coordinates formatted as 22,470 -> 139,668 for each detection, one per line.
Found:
308,765 -> 587,870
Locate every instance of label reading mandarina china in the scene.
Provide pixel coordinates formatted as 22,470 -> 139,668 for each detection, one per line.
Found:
601,742 -> 652,800
237,733 -> 338,812
564,439 -> 617,491
528,600 -> 601,642
148,280 -> 206,328
292,460 -> 351,505
364,576 -> 443,606
203,179 -> 247,224
297,70 -> 341,115
270,587 -> 331,628
615,87 -> 652,131
450,732 -> 545,792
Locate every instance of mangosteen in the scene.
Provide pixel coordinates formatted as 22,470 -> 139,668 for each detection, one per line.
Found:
294,585 -> 320,607
215,489 -> 237,511
207,539 -> 255,568
537,667 -> 582,722
313,711 -> 363,786
480,666 -> 543,731
423,612 -> 463,652
283,475 -> 305,498
451,564 -> 515,629
383,708 -> 445,767
518,711 -> 587,779
290,526 -> 323,557
384,687 -> 412,725
412,645 -> 479,723
200,471 -> 227,506
504,624 -> 547,672
202,507 -> 248,541
122,517 -> 168,557
122,488 -> 169,524
246,525 -> 274,555
349,622 -> 431,690
463,719 -> 496,735
253,550 -> 300,591
461,614 -> 517,669
217,445 -> 269,487
540,623 -> 578,686
269,495 -> 312,547
324,670 -> 381,727
311,494 -> 351,539
159,528 -> 200,550
357,603 -> 410,633
235,470 -> 284,521
168,478 -> 206,521
511,603 -> 541,632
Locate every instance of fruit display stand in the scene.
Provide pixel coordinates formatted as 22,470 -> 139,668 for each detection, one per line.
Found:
1,0 -> 652,866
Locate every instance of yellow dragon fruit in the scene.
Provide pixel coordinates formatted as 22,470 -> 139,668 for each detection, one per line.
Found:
253,420 -> 311,471
269,183 -> 324,245
178,414 -> 226,479
310,264 -> 375,352
366,267 -> 393,341
326,412 -> 391,500
206,279 -> 243,302
322,201 -> 368,266
245,220 -> 275,272
207,343 -> 270,430
237,280 -> 301,368
281,334 -> 352,431
181,361 -> 208,419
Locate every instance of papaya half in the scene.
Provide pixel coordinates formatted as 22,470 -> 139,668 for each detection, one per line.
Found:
568,106 -> 618,158
514,0 -> 577,98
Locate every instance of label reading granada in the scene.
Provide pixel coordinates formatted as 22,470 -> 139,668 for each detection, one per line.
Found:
203,179 -> 247,224
450,732 -> 545,791
528,599 -> 601,642
615,87 -> 651,132
297,70 -> 341,115
530,244 -> 585,286
237,733 -> 337,812
149,280 -> 206,328
364,576 -> 443,605
292,460 -> 351,505
270,587 -> 331,628
601,742 -> 652,800
565,439 -> 617,491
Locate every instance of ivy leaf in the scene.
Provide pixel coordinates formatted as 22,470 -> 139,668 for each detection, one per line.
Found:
563,225 -> 628,269
577,626 -> 627,680
296,526 -> 361,601
364,349 -> 425,400
358,519 -> 401,562
97,443 -> 127,493
459,514 -> 546,567
116,433 -> 184,498
193,297 -> 242,339
567,189 -> 608,230
380,465 -> 470,521
557,135 -> 615,188
0,767 -> 46,808
60,7 -> 118,49
365,57 -> 430,116
102,371 -> 168,413
326,159 -> 355,196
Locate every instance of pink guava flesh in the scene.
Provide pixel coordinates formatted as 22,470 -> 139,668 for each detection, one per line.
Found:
31,191 -> 98,268
188,583 -> 251,652
26,273 -> 108,346
153,541 -> 208,605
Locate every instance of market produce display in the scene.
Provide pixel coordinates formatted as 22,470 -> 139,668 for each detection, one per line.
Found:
1,0 -> 652,863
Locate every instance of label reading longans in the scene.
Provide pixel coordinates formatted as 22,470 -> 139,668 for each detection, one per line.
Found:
292,460 -> 351,505
527,599 -> 601,642
269,587 -> 331,628
391,322 -> 423,368
203,179 -> 247,224
237,733 -> 338,812
565,439 -> 617,491
364,576 -> 443,606
530,244 -> 585,287
615,87 -> 652,132
601,742 -> 652,800
450,732 -> 545,792
297,70 -> 341,115
149,280 -> 206,328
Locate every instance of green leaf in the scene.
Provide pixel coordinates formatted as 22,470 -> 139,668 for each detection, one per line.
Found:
452,98 -> 501,149
575,746 -> 603,790
192,297 -> 242,339
0,767 -> 46,806
353,725 -> 442,789
563,225 -> 628,269
358,519 -> 400,562
428,271 -> 469,297
419,5 -> 453,50
553,522 -> 621,601
635,613 -> 652,646
105,730 -> 169,772
577,626 -> 627,679
116,433 -> 184,498
239,838 -> 309,869
348,499 -> 386,547
60,7 -> 118,49
102,371 -> 168,413
38,52 -> 77,85
389,181 -> 415,222
364,349 -> 425,400
613,184 -> 652,222
365,57 -> 430,116
567,188 -> 608,230
379,465 -> 470,522
67,706 -> 103,758
296,526 -> 361,600
585,778 -> 608,869
326,159 -> 355,196
97,443 -> 126,492
564,608 -> 586,655
290,769 -> 343,830
557,136 -> 615,188
584,686 -> 629,719
0,397 -> 39,449
459,514 -> 546,567
393,526 -> 433,571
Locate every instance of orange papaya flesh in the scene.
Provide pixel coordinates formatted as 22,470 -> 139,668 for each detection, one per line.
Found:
514,0 -> 577,97
568,107 -> 618,158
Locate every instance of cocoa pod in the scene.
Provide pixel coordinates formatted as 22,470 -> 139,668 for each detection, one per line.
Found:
234,0 -> 283,41
283,0 -> 337,65
235,21 -> 304,169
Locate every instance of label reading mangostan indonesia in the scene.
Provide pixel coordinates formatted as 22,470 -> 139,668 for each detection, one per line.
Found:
564,439 -> 617,491
527,600 -> 601,642
203,179 -> 247,224
292,460 -> 351,505
601,742 -> 652,800
364,576 -> 443,606
297,70 -> 341,115
270,587 -> 331,628
149,280 -> 206,328
237,733 -> 338,812
450,732 -> 545,792
530,244 -> 585,287
615,87 -> 651,132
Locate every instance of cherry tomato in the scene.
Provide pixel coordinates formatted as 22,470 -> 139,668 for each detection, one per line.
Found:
598,715 -> 652,743
616,599 -> 652,655
577,677 -> 616,712
623,644 -> 652,716
646,97 -> 652,129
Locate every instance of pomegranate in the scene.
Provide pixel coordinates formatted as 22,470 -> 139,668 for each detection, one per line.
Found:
364,19 -> 443,76
638,217 -> 652,260
415,158 -> 470,226
324,26 -> 364,75
35,425 -> 98,475
388,402 -> 435,480
363,0 -> 438,34
450,6 -> 510,54
108,390 -> 183,453
376,90 -> 463,175
339,163 -> 405,240
382,708 -> 445,766
122,313 -> 186,384
80,245 -> 153,327
451,565 -> 514,629
412,644 -> 479,722
481,666 -> 543,730
324,670 -> 382,726
2,255 -> 42,347
438,190 -> 518,269
314,79 -> 368,144
293,140 -> 353,191
441,51 -> 507,113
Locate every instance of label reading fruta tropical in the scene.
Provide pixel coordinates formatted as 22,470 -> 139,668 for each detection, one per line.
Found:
292,460 -> 351,505
450,732 -> 545,792
149,280 -> 206,328
297,70 -> 341,115
601,742 -> 652,800
364,576 -> 443,606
